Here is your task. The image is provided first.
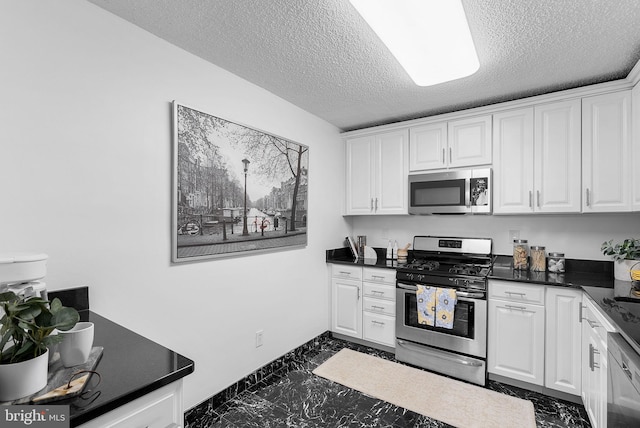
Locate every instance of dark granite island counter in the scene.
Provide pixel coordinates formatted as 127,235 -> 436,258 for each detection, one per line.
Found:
3,287 -> 196,427
68,311 -> 194,426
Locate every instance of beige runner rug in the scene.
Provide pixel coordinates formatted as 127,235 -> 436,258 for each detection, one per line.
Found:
313,348 -> 536,428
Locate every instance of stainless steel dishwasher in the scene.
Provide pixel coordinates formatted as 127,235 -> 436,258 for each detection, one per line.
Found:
608,332 -> 640,426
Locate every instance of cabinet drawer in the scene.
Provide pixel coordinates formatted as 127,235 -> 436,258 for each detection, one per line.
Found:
583,295 -> 616,342
79,381 -> 182,428
363,312 -> 395,347
363,267 -> 395,284
363,296 -> 396,316
489,280 -> 544,305
331,264 -> 362,281
363,282 -> 395,301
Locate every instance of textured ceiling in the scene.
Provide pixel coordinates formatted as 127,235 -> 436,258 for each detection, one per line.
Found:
87,0 -> 640,131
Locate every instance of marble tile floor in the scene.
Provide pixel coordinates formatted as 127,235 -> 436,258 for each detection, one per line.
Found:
188,336 -> 591,427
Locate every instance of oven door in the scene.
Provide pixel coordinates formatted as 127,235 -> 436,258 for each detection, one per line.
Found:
395,282 -> 487,358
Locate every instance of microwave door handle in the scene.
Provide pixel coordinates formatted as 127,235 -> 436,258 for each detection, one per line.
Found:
465,177 -> 471,208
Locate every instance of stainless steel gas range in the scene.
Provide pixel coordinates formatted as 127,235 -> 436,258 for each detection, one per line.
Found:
395,236 -> 493,386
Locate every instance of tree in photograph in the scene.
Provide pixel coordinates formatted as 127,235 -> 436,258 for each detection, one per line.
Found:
233,129 -> 308,231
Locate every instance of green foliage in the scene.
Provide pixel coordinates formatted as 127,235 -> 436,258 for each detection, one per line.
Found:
0,292 -> 79,364
601,238 -> 640,262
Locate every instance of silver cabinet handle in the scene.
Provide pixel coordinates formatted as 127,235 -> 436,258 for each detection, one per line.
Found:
370,198 -> 374,211
371,305 -> 385,310
529,191 -> 533,208
339,271 -> 351,276
622,362 -> 633,380
592,346 -> 600,369
586,319 -> 599,329
586,188 -> 590,207
536,190 -> 540,208
442,148 -> 445,164
371,290 -> 385,295
579,304 -> 586,323
449,147 -> 452,164
375,197 -> 378,211
505,304 -> 527,311
505,291 -> 526,296
371,275 -> 385,280
371,320 -> 385,326
589,343 -> 594,370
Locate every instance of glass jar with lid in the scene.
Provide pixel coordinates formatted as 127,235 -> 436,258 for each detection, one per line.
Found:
530,246 -> 546,271
548,252 -> 565,273
513,239 -> 529,270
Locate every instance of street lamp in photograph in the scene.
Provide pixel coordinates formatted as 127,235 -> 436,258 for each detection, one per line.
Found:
242,158 -> 250,236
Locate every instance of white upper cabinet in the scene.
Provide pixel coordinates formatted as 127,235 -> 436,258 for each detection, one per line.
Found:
448,115 -> 492,168
409,115 -> 491,171
534,100 -> 582,213
632,83 -> 640,210
493,108 -> 535,213
345,130 -> 409,215
409,122 -> 447,171
582,90 -> 632,212
493,100 -> 581,214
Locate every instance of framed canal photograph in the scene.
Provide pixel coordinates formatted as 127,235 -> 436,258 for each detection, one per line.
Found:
172,101 -> 309,262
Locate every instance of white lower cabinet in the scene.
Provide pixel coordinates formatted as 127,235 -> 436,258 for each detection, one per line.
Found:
331,277 -> 362,338
545,287 -> 582,395
331,265 -> 395,348
362,267 -> 396,347
488,281 -> 545,385
581,295 -> 616,428
489,281 -> 583,397
79,380 -> 184,428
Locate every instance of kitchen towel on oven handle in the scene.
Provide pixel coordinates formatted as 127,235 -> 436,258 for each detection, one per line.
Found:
416,285 -> 436,326
435,287 -> 457,329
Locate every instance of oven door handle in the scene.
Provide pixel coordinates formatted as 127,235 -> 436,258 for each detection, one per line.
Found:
398,283 -> 484,299
396,339 -> 483,367
397,283 -> 418,291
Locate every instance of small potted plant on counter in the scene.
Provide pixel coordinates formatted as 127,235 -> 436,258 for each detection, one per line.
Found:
601,238 -> 640,281
0,291 -> 79,401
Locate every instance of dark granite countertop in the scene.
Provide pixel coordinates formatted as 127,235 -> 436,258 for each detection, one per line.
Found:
34,287 -> 195,427
489,255 -> 614,289
582,284 -> 640,355
326,247 -> 400,269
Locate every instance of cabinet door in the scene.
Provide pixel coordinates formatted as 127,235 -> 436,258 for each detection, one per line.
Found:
345,135 -> 375,215
409,122 -> 447,171
488,299 -> 545,385
632,83 -> 640,210
582,91 -> 631,212
545,287 -> 582,395
331,278 -> 362,338
448,115 -> 492,168
492,108 -> 534,214
376,130 -> 409,214
534,100 -> 582,213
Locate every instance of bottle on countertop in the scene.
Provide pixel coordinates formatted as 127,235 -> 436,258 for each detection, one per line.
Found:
386,240 -> 393,260
393,240 -> 398,260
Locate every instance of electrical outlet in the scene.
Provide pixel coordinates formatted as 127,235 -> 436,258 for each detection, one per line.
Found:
508,230 -> 520,243
256,330 -> 264,348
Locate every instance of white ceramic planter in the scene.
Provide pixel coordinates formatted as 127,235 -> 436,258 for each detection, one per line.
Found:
614,259 -> 640,281
0,349 -> 48,401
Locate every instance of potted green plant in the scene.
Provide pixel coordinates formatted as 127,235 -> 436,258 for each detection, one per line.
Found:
601,238 -> 640,281
0,291 -> 79,401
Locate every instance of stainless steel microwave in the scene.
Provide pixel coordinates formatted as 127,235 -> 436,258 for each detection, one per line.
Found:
408,168 -> 492,214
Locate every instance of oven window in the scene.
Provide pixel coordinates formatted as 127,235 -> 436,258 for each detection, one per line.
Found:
404,291 -> 474,339
411,179 -> 465,206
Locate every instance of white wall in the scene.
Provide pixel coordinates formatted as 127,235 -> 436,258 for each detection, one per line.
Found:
0,0 -> 349,409
352,213 -> 640,259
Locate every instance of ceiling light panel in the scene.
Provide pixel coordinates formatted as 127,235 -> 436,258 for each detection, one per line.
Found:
350,0 -> 479,86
